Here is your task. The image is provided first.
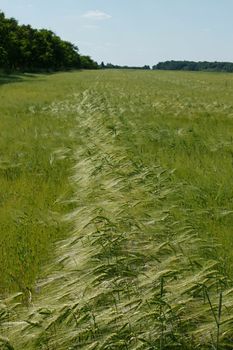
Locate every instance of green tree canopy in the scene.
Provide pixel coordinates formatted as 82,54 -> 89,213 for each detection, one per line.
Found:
0,11 -> 98,72
153,60 -> 233,72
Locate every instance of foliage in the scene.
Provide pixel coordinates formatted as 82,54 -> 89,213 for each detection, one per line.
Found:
153,60 -> 233,72
0,11 -> 98,72
100,62 -> 151,70
81,56 -> 99,70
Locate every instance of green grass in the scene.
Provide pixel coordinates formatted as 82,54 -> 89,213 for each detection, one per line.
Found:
116,70 -> 233,275
0,71 -> 91,293
1,70 -> 233,349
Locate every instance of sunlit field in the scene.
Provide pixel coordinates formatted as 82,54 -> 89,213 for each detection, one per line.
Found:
1,70 -> 233,349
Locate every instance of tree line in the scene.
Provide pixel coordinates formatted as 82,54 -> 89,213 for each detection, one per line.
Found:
100,62 -> 151,70
153,60 -> 233,72
0,11 -> 98,72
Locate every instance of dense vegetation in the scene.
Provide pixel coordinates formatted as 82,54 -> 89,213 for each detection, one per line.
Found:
1,70 -> 233,349
0,72 -> 82,293
0,11 -> 98,72
100,62 -> 151,70
153,60 -> 233,72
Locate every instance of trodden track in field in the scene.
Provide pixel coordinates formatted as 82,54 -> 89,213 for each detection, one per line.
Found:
1,70 -> 233,349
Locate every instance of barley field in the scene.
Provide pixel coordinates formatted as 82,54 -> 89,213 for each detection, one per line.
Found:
1,70 -> 233,349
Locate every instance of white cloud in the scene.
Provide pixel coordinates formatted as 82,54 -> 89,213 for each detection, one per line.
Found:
82,10 -> 112,21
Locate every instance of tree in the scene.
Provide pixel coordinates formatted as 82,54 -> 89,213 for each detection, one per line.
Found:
153,60 -> 233,73
80,55 -> 98,69
0,11 -> 98,72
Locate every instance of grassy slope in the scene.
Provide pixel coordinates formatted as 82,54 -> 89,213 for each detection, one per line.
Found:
1,70 -> 233,349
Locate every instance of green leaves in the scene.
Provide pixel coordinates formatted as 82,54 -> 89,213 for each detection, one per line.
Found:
0,11 -> 98,72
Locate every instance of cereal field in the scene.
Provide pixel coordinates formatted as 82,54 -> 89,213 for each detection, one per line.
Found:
1,70 -> 233,349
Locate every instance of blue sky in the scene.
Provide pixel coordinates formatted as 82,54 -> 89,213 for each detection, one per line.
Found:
0,0 -> 233,66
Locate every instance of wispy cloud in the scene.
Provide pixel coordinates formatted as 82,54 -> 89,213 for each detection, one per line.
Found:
82,10 -> 112,21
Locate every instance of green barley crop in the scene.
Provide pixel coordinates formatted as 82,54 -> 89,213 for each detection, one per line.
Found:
1,70 -> 233,349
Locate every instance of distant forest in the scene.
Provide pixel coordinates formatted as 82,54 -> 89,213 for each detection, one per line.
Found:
100,61 -> 233,72
100,62 -> 151,70
153,60 -> 233,72
0,11 -> 98,72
